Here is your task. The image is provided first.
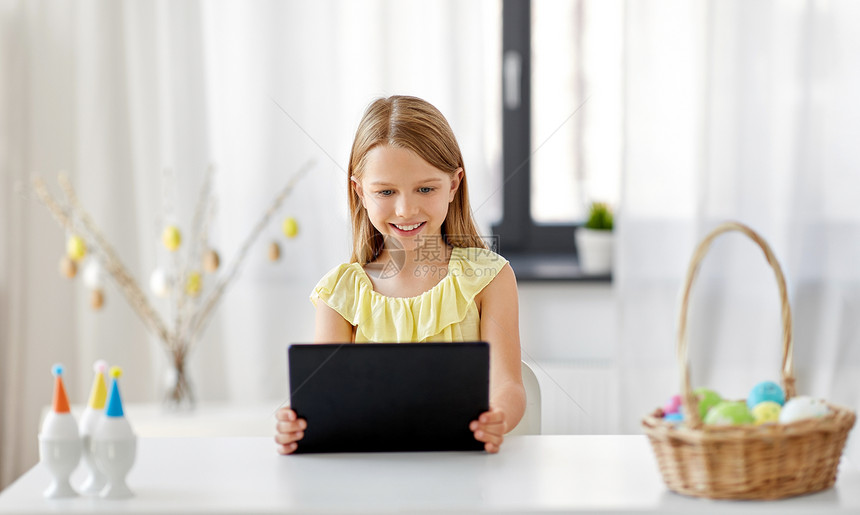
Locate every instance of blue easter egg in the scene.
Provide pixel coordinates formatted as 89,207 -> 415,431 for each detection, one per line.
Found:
663,412 -> 684,423
747,381 -> 785,409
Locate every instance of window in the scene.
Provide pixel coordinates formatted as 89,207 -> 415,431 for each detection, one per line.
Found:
491,0 -> 622,280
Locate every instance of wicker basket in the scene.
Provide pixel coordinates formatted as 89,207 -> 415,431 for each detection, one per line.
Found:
642,221 -> 856,500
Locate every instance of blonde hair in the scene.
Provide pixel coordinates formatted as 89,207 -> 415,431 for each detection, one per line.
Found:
348,96 -> 487,265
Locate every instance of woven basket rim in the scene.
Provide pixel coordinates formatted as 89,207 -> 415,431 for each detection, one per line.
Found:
642,403 -> 856,444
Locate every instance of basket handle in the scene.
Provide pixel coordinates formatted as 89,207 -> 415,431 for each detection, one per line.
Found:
678,221 -> 796,429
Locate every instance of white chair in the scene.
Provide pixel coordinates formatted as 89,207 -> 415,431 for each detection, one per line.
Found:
507,361 -> 541,435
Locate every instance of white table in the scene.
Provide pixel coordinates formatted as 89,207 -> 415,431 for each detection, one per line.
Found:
1,435 -> 859,514
43,402 -> 281,438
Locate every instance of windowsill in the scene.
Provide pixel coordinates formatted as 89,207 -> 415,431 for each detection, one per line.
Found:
504,252 -> 612,282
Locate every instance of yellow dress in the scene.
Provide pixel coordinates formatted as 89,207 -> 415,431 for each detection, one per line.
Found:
310,247 -> 508,342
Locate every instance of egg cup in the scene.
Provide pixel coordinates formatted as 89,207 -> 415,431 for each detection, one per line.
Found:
39,437 -> 81,499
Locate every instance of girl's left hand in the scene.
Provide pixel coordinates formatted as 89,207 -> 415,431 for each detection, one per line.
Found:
470,407 -> 507,453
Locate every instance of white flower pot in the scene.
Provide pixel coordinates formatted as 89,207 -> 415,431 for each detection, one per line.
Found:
575,228 -> 614,275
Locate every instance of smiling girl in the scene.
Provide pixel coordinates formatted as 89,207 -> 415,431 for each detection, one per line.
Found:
275,96 -> 525,454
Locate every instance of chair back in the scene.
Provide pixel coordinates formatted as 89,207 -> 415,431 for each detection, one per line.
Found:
507,361 -> 541,435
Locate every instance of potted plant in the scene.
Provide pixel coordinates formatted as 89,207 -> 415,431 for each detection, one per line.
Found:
575,202 -> 614,275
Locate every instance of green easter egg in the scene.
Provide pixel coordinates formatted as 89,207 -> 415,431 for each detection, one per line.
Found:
704,401 -> 755,426
692,388 -> 723,419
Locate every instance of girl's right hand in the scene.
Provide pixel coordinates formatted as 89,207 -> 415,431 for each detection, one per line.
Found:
274,406 -> 307,455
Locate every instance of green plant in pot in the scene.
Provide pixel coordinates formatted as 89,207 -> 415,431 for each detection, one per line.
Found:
575,202 -> 614,275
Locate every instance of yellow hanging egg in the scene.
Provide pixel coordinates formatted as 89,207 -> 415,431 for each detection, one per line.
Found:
282,217 -> 299,238
162,226 -> 182,251
59,256 -> 78,278
268,241 -> 281,261
185,271 -> 202,296
67,235 -> 87,261
203,249 -> 220,273
90,289 -> 105,310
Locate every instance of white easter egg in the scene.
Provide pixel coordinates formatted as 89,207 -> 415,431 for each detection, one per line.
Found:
149,268 -> 172,298
779,396 -> 830,424
83,261 -> 105,289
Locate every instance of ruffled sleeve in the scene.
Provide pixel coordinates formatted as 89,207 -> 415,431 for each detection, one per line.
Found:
309,263 -> 368,326
308,248 -> 508,342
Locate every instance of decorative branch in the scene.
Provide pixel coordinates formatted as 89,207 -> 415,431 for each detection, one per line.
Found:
34,176 -> 170,343
33,160 -> 312,406
188,159 -> 315,346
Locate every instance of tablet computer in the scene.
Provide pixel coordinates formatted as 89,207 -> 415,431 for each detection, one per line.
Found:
287,342 -> 489,453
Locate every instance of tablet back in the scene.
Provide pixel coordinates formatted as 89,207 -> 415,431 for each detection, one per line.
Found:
287,342 -> 489,453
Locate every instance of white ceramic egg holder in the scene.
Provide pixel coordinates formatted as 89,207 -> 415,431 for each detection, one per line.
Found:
78,406 -> 107,495
39,411 -> 136,500
38,411 -> 81,499
90,414 -> 137,499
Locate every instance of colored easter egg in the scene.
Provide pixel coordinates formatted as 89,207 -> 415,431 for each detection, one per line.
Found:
90,289 -> 105,310
203,250 -> 220,273
149,268 -> 171,298
268,241 -> 281,261
162,226 -> 182,251
693,388 -> 723,419
704,401 -> 755,426
752,401 -> 782,425
67,235 -> 87,261
663,394 -> 682,415
663,412 -> 684,424
747,380 -> 785,410
185,271 -> 201,296
59,256 -> 78,279
83,261 -> 104,289
282,217 -> 298,238
779,396 -> 829,424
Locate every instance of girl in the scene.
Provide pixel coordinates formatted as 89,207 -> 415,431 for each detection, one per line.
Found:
275,96 -> 525,454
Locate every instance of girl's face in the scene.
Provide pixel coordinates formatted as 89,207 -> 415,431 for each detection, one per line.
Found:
352,145 -> 462,253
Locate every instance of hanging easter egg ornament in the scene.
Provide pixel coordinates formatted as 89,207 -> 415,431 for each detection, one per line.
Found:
268,241 -> 281,262
67,235 -> 87,261
185,271 -> 202,297
203,249 -> 220,273
83,260 -> 105,289
282,217 -> 298,238
59,256 -> 78,279
91,289 -> 105,310
149,268 -> 171,298
161,226 -> 182,252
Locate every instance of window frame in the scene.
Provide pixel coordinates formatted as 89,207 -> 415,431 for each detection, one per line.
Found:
491,0 -> 609,281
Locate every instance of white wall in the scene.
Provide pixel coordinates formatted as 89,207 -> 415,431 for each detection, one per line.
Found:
519,282 -> 618,434
519,282 -> 615,362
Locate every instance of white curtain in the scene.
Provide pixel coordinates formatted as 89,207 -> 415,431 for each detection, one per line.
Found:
617,0 -> 860,464
0,0 -> 500,488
